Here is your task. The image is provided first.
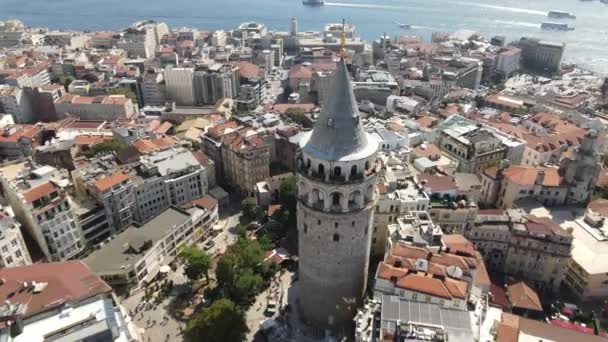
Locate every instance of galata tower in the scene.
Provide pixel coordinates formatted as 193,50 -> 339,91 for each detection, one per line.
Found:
296,56 -> 379,328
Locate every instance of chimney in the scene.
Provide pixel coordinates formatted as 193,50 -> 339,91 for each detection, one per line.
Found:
535,170 -> 545,186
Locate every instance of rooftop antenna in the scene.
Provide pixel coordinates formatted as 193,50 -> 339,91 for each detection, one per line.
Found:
340,18 -> 347,59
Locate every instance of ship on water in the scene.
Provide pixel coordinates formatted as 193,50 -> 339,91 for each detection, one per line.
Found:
548,10 -> 576,19
303,0 -> 324,5
541,22 -> 575,31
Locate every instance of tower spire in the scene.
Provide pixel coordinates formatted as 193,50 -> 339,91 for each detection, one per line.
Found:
339,18 -> 346,59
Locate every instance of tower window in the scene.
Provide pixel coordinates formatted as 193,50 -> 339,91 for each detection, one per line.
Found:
333,234 -> 340,242
318,219 -> 321,225
352,221 -> 355,226
335,222 -> 339,228
304,224 -> 308,234
332,193 -> 341,206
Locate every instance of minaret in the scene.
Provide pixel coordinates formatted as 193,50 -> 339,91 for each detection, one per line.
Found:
296,27 -> 379,328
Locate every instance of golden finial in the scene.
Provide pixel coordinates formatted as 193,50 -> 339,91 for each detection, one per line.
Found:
339,18 -> 346,59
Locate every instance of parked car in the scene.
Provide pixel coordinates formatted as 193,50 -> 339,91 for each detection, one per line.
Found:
265,298 -> 278,316
203,240 -> 215,250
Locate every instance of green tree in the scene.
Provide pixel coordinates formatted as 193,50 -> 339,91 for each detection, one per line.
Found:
232,268 -> 263,303
109,87 -> 138,103
216,253 -> 239,288
57,75 -> 75,92
179,246 -> 211,282
285,107 -> 309,126
279,175 -> 297,211
82,139 -> 127,158
241,197 -> 259,222
185,299 -> 247,342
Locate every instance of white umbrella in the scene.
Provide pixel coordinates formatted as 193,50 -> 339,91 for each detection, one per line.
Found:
159,265 -> 171,274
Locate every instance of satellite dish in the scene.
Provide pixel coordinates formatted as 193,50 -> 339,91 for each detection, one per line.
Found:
446,265 -> 463,279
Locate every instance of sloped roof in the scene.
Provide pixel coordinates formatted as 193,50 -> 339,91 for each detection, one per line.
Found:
507,281 -> 542,312
94,172 -> 130,192
0,261 -> 111,319
302,58 -> 376,161
22,182 -> 56,203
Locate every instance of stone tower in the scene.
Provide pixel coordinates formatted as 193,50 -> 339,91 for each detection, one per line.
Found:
296,58 -> 379,328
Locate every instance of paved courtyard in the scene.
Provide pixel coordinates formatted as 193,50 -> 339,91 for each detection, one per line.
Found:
120,208 -> 242,342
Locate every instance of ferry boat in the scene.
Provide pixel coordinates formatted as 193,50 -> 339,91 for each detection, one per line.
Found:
303,0 -> 324,5
396,22 -> 412,29
541,22 -> 575,31
547,10 -> 576,19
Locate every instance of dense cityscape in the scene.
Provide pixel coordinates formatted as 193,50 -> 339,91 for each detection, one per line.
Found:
0,14 -> 607,342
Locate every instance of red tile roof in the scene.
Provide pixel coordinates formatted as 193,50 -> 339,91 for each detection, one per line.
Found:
22,182 -> 57,203
507,281 -> 543,312
288,64 -> 312,79
191,195 -> 218,211
502,166 -> 562,187
94,172 -> 130,192
0,261 -> 111,319
238,62 -> 259,79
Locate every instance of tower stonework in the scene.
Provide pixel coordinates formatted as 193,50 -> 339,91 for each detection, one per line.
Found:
296,58 -> 379,328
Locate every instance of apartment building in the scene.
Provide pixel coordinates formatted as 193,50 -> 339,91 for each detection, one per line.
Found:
0,206 -> 32,268
561,200 -> 608,300
221,131 -> 270,196
164,67 -> 195,106
0,85 -> 34,124
141,69 -> 167,106
193,64 -> 240,105
433,115 -> 507,174
0,162 -> 85,261
0,261 -> 137,341
84,204 -> 217,287
4,62 -> 51,88
375,234 -> 490,311
132,147 -> 209,223
116,21 -> 168,58
373,177 -> 430,256
54,94 -> 137,121
468,209 -> 572,292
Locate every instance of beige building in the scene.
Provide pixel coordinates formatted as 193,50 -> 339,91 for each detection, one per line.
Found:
482,130 -> 601,209
54,94 -> 137,121
468,209 -> 572,292
373,177 -> 430,256
221,131 -> 270,196
562,200 -> 608,300
84,202 -> 217,288
0,206 -> 32,268
0,161 -> 85,261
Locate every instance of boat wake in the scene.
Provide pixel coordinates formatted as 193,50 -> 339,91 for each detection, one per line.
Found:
460,2 -> 546,16
324,2 -> 401,10
492,19 -> 540,28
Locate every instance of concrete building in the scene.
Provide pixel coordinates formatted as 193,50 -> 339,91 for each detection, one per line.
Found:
469,209 -> 572,292
296,58 -> 380,328
375,235 -> 490,312
0,261 -> 138,342
495,48 -> 521,78
0,206 -> 32,268
519,37 -> 564,73
373,177 -> 430,256
54,94 -> 137,121
0,85 -> 33,124
141,69 -> 166,106
562,200 -> 608,300
433,115 -> 507,174
0,162 -> 85,261
0,20 -> 27,47
84,204 -> 217,287
222,131 -> 270,196
132,148 -> 209,223
117,21 -> 168,58
481,131 -> 601,208
163,67 -> 194,106
193,64 -> 240,105
4,63 -> 51,89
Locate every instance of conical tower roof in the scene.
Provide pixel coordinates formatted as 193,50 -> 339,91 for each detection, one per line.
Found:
302,58 -> 374,161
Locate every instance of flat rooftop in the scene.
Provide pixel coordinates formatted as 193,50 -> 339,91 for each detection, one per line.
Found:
83,208 -> 190,274
377,293 -> 474,342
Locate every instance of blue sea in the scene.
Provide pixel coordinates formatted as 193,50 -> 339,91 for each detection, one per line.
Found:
1,0 -> 607,74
